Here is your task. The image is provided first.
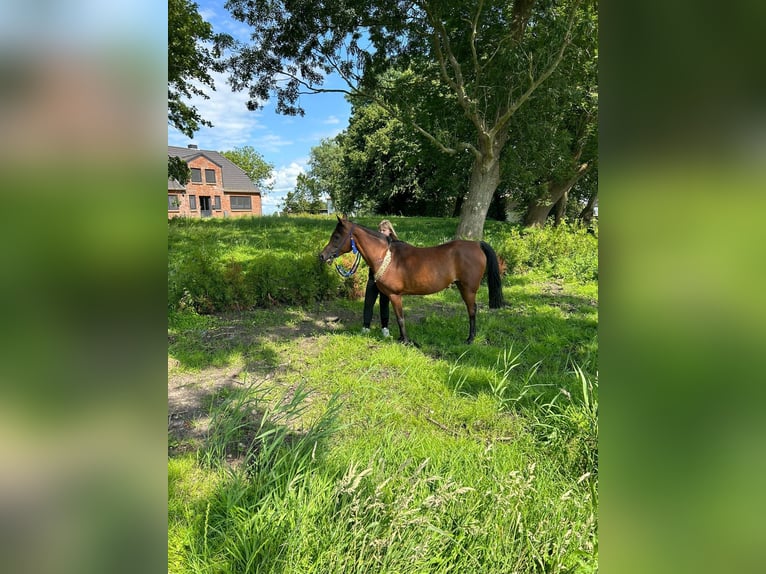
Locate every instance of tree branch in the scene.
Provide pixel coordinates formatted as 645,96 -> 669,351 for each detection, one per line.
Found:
493,0 -> 583,138
423,4 -> 484,137
271,64 -> 355,98
468,0 -> 484,83
367,91 -> 480,158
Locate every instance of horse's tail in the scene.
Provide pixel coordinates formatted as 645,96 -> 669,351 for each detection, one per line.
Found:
480,241 -> 505,309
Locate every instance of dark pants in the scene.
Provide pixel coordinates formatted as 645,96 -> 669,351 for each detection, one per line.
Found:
363,269 -> 390,328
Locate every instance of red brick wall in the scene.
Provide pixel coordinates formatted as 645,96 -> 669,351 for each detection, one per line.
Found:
168,155 -> 262,219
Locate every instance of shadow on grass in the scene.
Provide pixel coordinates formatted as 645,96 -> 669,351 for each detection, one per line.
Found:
404,276 -> 598,402
168,374 -> 336,459
168,304 -> 358,371
168,374 -> 250,457
168,304 -> 356,458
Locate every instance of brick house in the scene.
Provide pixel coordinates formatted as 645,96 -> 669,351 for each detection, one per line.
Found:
168,145 -> 262,218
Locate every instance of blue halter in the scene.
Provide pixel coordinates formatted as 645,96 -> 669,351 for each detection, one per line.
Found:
334,230 -> 361,277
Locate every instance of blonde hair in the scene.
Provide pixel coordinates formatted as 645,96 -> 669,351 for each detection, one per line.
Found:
378,220 -> 399,241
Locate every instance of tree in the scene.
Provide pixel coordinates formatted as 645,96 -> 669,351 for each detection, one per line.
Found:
285,138 -> 345,212
168,0 -> 229,183
302,138 -> 346,212
223,0 -> 592,238
283,173 -> 326,214
220,146 -> 275,192
336,96 -> 471,216
504,82 -> 598,227
168,0 -> 224,137
505,6 -> 598,228
167,155 -> 191,186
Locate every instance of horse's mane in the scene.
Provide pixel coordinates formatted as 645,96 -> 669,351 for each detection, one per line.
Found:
351,221 -> 390,242
343,219 -> 411,246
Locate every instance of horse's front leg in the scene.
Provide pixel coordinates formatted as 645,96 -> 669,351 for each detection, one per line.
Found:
388,294 -> 409,343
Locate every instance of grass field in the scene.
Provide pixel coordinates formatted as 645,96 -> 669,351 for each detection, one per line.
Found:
168,215 -> 598,573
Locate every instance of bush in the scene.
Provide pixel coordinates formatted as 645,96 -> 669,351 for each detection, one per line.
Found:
496,223 -> 598,283
168,238 -> 227,313
169,251 -> 350,313
168,216 -> 598,313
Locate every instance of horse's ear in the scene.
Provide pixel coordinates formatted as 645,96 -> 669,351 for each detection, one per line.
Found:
336,214 -> 342,223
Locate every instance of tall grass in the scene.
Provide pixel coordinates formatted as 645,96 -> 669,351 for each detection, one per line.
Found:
171,381 -> 342,572
170,357 -> 598,573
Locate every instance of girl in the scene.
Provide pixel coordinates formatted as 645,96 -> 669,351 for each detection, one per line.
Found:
362,220 -> 399,337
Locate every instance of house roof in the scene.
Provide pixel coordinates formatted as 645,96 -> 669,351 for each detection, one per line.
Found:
168,145 -> 261,194
168,178 -> 185,191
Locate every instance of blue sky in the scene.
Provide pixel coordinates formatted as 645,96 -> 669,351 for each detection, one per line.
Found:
168,0 -> 352,214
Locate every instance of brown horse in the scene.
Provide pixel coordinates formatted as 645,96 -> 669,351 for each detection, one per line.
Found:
319,216 -> 504,344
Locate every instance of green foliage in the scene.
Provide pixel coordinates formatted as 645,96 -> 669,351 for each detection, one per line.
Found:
168,216 -> 597,313
334,98 -> 472,216
168,155 -> 191,185
222,0 -> 596,234
200,381 -> 341,475
170,368 -> 597,572
497,222 -> 598,283
171,382 -> 342,573
168,221 -> 344,313
501,0 -> 598,224
479,351 -> 599,478
168,0 -> 230,138
296,138 -> 346,213
283,173 -> 327,214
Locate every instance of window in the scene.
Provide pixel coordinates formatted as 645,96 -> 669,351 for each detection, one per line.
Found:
213,196 -> 221,210
230,196 -> 252,211
189,195 -> 197,210
205,169 -> 216,184
168,195 -> 180,211
190,168 -> 202,183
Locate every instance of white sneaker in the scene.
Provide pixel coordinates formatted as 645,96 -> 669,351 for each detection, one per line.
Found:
362,327 -> 370,334
381,327 -> 390,338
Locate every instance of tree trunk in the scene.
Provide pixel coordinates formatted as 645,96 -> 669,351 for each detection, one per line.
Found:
523,180 -> 567,227
454,154 -> 500,239
454,134 -> 506,240
553,189 -> 569,226
524,162 -> 590,227
523,196 -> 554,227
578,190 -> 597,225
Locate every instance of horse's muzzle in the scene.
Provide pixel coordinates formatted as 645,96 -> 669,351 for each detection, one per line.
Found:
318,250 -> 335,264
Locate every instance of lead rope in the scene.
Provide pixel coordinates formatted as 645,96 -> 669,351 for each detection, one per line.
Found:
335,237 -> 361,277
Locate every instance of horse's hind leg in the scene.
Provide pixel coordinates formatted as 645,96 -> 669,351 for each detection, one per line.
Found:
466,301 -> 477,343
388,294 -> 410,344
456,282 -> 478,344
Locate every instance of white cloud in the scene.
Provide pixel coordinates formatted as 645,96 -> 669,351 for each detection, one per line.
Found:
168,70 -> 269,151
323,115 -> 340,124
249,133 -> 294,154
269,161 -> 306,192
261,160 -> 306,215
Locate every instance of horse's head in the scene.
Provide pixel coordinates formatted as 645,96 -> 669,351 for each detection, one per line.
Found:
318,215 -> 353,264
